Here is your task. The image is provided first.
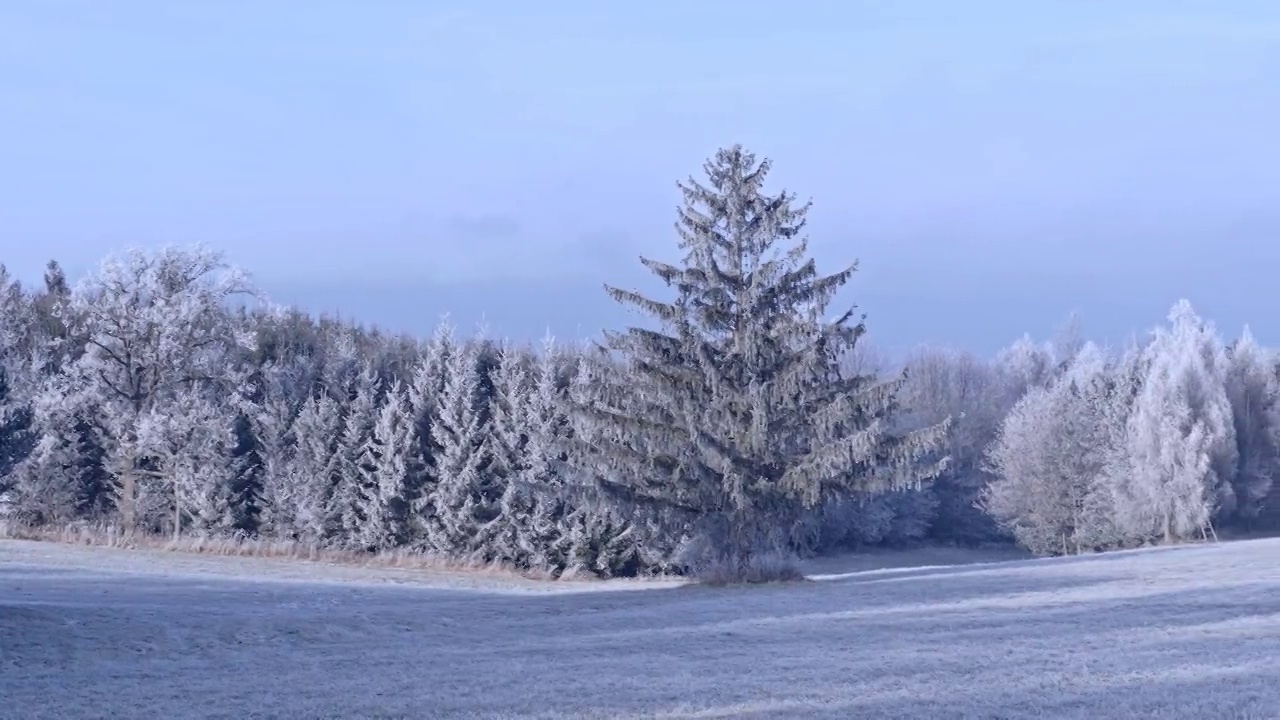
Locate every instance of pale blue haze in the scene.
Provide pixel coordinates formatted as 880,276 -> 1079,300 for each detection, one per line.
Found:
2,1 -> 1278,354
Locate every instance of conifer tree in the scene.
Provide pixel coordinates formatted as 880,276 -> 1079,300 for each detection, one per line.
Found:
405,318 -> 452,544
427,336 -> 492,555
486,340 -> 532,564
331,362 -> 379,548
570,145 -> 948,575
288,393 -> 344,544
361,380 -> 414,548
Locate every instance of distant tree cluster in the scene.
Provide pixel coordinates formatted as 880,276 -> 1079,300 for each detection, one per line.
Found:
2,146 -> 1278,580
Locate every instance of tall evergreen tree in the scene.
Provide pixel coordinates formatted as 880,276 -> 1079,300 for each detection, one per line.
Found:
428,336 -> 493,555
404,319 -> 452,545
570,145 -> 948,575
360,380 -> 414,548
288,393 -> 344,544
331,362 -> 379,548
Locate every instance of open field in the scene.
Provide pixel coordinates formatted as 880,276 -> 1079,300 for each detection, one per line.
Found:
2,538 -> 1278,719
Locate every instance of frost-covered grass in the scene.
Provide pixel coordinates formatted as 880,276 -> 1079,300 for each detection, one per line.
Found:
0,520 -> 567,586
3,538 -> 1279,719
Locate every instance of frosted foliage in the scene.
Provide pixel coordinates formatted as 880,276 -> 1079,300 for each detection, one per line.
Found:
136,388 -> 237,537
405,319 -> 452,532
491,335 -> 575,568
485,341 -> 539,564
984,343 -> 1121,555
1223,327 -> 1280,522
286,394 -> 343,544
44,246 -> 253,530
252,388 -> 300,538
572,145 -> 949,566
427,336 -> 491,555
1115,300 -> 1237,543
994,335 -> 1056,398
361,381 -> 414,548
331,363 -> 379,548
6,397 -> 86,523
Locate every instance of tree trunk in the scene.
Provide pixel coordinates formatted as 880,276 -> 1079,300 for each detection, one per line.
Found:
120,468 -> 136,532
173,481 -> 182,541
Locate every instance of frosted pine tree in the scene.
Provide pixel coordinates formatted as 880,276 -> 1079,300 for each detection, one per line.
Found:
405,318 -> 452,544
517,334 -> 576,569
287,393 -> 344,544
5,375 -> 97,524
0,268 -> 35,496
486,340 -> 532,564
251,364 -> 304,538
570,145 -> 949,576
1115,300 -> 1237,543
360,380 -> 414,548
330,362 -> 379,548
427,336 -> 493,556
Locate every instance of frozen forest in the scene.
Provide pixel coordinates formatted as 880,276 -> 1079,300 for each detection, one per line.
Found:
2,145 -> 1279,581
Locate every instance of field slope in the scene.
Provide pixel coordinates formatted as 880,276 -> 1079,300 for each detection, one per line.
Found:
2,538 -> 1278,719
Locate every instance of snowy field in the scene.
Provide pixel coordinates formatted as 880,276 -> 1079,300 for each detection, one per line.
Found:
3,539 -> 1279,719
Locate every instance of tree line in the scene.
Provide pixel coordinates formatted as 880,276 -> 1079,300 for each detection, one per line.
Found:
1,145 -> 1277,580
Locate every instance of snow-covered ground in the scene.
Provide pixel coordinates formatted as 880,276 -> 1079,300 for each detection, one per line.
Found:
3,539 -> 1278,719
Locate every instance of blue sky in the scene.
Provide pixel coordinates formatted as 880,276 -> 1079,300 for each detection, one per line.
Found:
2,1 -> 1279,356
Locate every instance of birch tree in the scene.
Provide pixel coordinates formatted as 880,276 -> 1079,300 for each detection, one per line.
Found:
570,145 -> 949,575
983,343 -> 1122,555
1113,300 -> 1237,543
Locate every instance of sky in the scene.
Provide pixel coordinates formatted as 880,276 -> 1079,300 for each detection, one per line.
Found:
2,1 -> 1279,357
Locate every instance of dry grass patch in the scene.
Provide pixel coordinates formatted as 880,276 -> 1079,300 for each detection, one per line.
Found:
0,520 -> 557,582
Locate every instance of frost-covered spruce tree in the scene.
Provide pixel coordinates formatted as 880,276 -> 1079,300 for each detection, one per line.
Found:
286,393 -> 344,544
427,335 -> 493,556
485,339 -> 532,564
516,334 -> 576,569
1114,300 -> 1237,544
360,380 -> 414,548
405,319 -> 452,545
47,246 -> 255,531
0,359 -> 36,498
331,362 -> 379,548
250,365 -> 304,538
0,268 -> 36,496
557,346 -> 655,577
1223,327 -> 1280,525
571,145 -> 949,576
